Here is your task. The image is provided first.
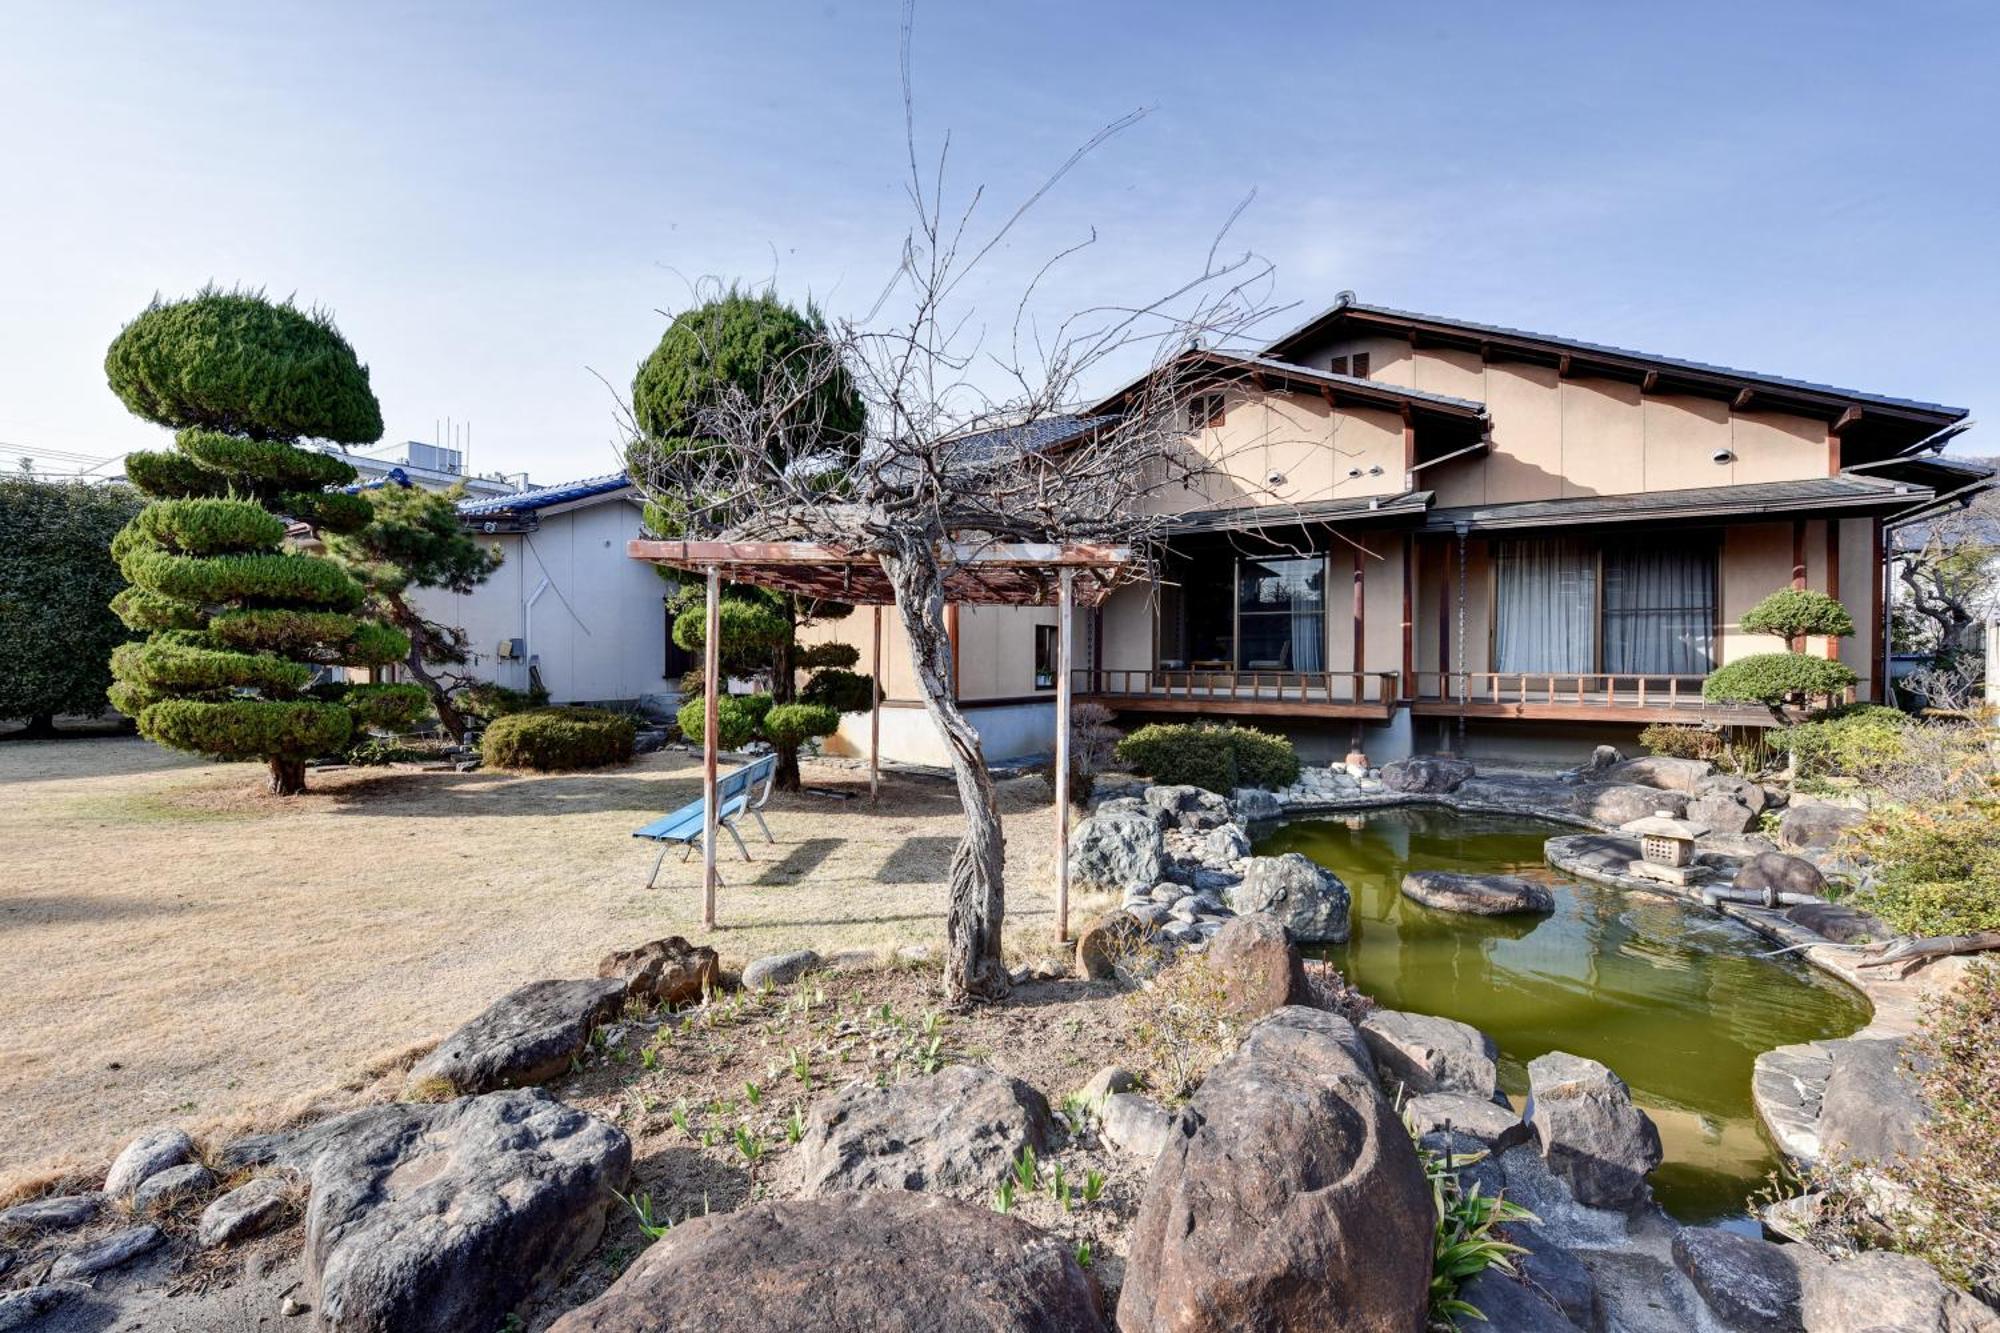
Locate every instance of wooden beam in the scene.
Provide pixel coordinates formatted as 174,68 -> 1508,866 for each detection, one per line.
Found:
628,539 -> 1135,568
1826,426 -> 1841,476
946,603 -> 961,700
1319,385 -> 1338,410
1871,517 -> 1886,702
1557,353 -> 1573,378
1792,520 -> 1808,592
1832,406 -> 1864,434
1352,547 -> 1366,676
1733,387 -> 1756,411
1054,569 -> 1075,945
1400,534 -> 1415,700
1641,370 -> 1660,394
869,605 -> 882,804
1401,405 -> 1417,478
701,565 -> 720,929
1825,521 -> 1841,662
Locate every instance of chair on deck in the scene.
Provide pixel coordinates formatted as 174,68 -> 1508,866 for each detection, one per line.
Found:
632,752 -> 778,888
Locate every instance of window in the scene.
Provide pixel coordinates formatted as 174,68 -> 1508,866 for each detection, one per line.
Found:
1034,624 -> 1058,690
1188,392 -> 1226,430
1236,555 -> 1326,671
1328,352 -> 1371,379
1492,538 -> 1716,676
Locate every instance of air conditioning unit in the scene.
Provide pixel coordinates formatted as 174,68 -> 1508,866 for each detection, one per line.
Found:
497,638 -> 525,660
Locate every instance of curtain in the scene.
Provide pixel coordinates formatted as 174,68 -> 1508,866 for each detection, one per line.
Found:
1603,542 -> 1715,675
1494,539 -> 1595,673
1237,556 -> 1324,671
1291,600 -> 1326,671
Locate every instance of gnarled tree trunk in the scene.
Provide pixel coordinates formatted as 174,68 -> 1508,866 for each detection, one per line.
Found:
383,590 -> 470,744
771,599 -> 801,793
882,548 -> 1009,1004
267,756 -> 307,796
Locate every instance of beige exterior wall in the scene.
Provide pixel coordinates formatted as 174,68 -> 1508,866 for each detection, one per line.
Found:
798,600 -> 1062,705
1156,387 -> 1407,515
1299,337 -> 1835,504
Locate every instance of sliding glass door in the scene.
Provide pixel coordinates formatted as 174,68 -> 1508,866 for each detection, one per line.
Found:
1236,555 -> 1327,672
1493,536 -> 1715,676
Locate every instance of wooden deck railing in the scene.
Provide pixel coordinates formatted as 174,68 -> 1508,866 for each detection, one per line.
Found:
1073,667 -> 1403,706
1408,672 -> 1860,712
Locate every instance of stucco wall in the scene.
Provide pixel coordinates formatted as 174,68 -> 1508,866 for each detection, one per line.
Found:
1154,387 -> 1407,515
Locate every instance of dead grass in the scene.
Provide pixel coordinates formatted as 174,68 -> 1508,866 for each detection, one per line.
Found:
0,738 -> 1072,1189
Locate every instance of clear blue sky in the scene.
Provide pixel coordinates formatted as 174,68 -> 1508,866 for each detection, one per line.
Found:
2,1 -> 1993,484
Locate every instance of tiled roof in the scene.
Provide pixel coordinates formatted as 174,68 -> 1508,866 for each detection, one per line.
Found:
1264,299 -> 1969,419
457,472 -> 631,516
1424,474 -> 1937,532
942,414 -> 1117,465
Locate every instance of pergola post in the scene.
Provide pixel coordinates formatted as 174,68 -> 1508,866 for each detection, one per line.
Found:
701,564 -> 720,929
869,604 -> 883,805
1054,567 -> 1075,943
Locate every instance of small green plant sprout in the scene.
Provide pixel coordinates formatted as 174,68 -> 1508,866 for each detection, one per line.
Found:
700,1126 -> 722,1148
993,1176 -> 1016,1214
789,1047 -> 813,1088
620,1191 -> 673,1242
786,1107 -> 807,1144
1415,1120 -> 1538,1328
639,1045 -> 659,1072
669,1100 -> 692,1139
1012,1145 -> 1040,1194
732,1125 -> 765,1165
920,1009 -> 945,1038
874,1002 -> 895,1025
1081,1168 -> 1106,1205
1050,1161 -> 1072,1212
918,1034 -> 945,1075
1057,1093 -> 1096,1137
744,1080 -> 763,1106
1073,1239 -> 1095,1269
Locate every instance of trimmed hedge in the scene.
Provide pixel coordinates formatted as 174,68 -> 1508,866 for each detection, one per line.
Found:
763,701 -> 840,747
481,706 -> 635,772
1703,653 -> 1859,708
799,667 -> 876,713
110,585 -> 204,631
174,429 -> 359,490
130,498 -> 285,555
104,289 -> 383,445
137,697 -> 353,760
796,641 -> 860,670
1740,587 -> 1856,642
672,595 -> 790,656
1115,721 -> 1301,794
342,682 -> 430,730
120,549 -> 365,610
676,692 -> 772,751
281,489 -> 373,534
121,448 -> 230,499
111,639 -> 311,695
1778,703 -> 1909,780
459,681 -> 549,721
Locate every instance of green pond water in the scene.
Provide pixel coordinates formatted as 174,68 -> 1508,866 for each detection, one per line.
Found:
1255,808 -> 1870,1224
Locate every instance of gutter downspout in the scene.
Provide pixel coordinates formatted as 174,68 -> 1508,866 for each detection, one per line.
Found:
524,576 -> 551,692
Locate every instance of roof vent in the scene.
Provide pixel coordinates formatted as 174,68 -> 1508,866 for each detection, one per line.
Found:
1334,290 -> 1356,309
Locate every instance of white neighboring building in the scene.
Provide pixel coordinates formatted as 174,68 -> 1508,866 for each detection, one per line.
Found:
326,439 -> 530,499
407,473 -> 688,710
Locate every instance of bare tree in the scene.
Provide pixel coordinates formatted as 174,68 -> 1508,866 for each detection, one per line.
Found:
625,18 -> 1279,1002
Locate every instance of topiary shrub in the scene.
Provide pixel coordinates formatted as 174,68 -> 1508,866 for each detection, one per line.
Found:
459,680 -> 550,722
762,701 -> 840,748
798,666 -> 875,713
1115,721 -> 1301,794
1703,653 -> 1859,722
676,692 -> 773,751
480,706 -> 635,772
1740,587 -> 1857,644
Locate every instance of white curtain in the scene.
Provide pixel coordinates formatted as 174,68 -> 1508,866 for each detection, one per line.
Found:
1603,543 -> 1715,675
1494,539 -> 1596,673
1292,600 -> 1325,672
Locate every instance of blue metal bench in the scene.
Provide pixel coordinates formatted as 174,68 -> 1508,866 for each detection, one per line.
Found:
633,752 -> 779,889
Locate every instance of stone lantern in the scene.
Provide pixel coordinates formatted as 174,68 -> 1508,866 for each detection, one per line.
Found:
1620,811 -> 1709,887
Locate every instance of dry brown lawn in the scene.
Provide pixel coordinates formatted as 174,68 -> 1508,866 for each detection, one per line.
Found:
0,738 -> 1085,1185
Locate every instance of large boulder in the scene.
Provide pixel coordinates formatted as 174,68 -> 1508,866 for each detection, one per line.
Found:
1223,854 -> 1350,944
48,1224 -> 163,1281
1146,784 -> 1231,830
1699,772 -> 1771,814
1818,1038 -> 1927,1167
198,1174 -> 295,1248
1778,803 -> 1864,852
1381,755 -> 1474,795
1454,1271 -> 1585,1332
103,1125 -> 196,1198
1400,870 -> 1555,916
0,1194 -> 101,1232
1205,914 -> 1309,1019
1606,755 -> 1713,793
1671,1226 -> 1803,1333
1525,1052 -> 1662,1211
1734,852 -> 1828,904
406,977 -> 626,1095
1687,791 -> 1760,835
596,936 -> 719,1006
741,949 -> 823,991
1075,910 -> 1154,981
132,1161 -> 215,1215
1798,1250 -> 2000,1333
1784,901 -> 1886,944
1574,783 -> 1688,826
1101,1092 -> 1179,1164
1199,822 -> 1252,864
547,1191 -> 1108,1333
1359,1009 -> 1501,1100
1069,808 -> 1166,894
1118,1007 -> 1432,1333
792,1064 -> 1052,1195
1403,1092 -> 1531,1154
301,1088 -> 631,1333
1231,787 -> 1282,823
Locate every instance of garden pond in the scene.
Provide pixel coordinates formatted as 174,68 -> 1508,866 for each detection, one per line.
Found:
1256,807 -> 1870,1224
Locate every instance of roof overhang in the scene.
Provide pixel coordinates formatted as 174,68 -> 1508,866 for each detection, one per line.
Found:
1085,349 -> 1489,424
1423,474 -> 1938,534
626,539 -> 1138,607
1170,489 -> 1433,536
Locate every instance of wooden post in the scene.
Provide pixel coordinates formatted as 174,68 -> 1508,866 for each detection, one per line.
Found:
1825,521 -> 1841,661
869,605 -> 882,804
1400,533 -> 1414,700
701,565 -> 721,930
1054,569 -> 1076,944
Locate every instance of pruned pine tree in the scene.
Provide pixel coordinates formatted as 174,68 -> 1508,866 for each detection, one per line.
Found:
104,288 -> 426,794
626,84 -> 1275,1000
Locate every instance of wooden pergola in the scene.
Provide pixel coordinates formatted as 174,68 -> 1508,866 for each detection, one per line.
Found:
627,539 -> 1140,942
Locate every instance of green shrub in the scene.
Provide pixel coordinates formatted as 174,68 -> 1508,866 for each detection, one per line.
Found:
206,609 -> 405,664
676,692 -> 772,751
120,549 -> 364,611
342,682 -> 430,731
796,641 -> 860,670
1638,722 -> 1729,762
130,498 -> 286,555
347,737 -> 451,766
480,706 -> 635,771
1740,587 -> 1856,642
671,593 -> 791,656
104,288 -> 383,445
120,448 -> 232,499
1778,704 -> 1910,780
762,701 -> 840,747
799,667 -> 876,713
459,680 -> 549,721
281,489 -> 373,534
1851,799 -> 2000,936
174,429 -> 359,490
110,639 -> 312,695
1703,653 -> 1859,712
109,585 -> 204,631
1115,721 -> 1300,793
137,697 -> 352,760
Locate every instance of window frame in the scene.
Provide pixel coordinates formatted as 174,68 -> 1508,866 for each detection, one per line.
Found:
1485,532 -> 1721,677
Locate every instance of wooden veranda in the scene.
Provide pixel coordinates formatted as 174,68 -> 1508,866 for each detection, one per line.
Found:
626,539 -> 1140,942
